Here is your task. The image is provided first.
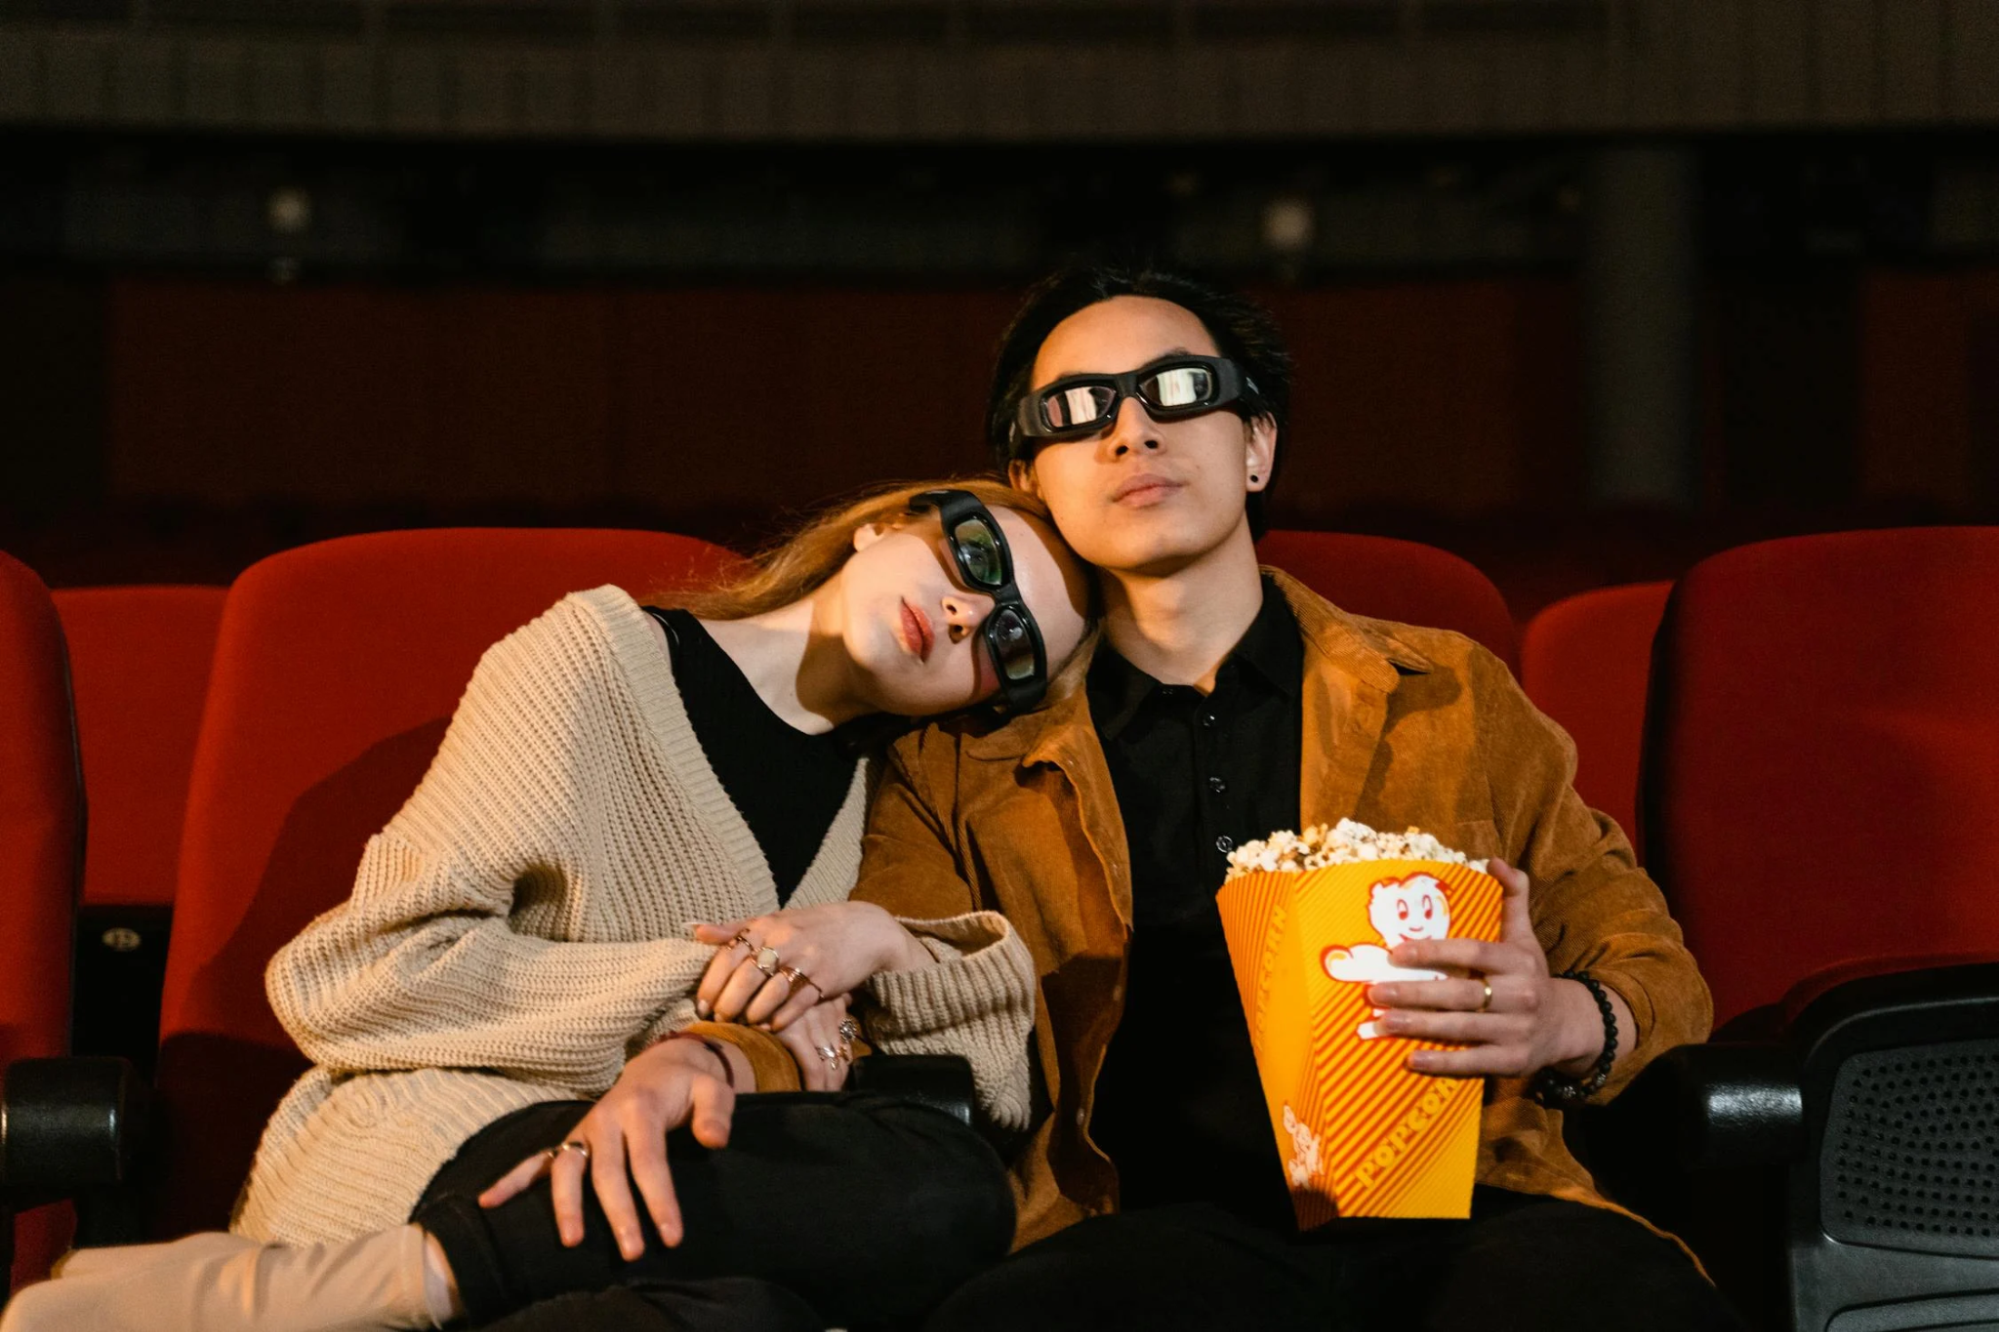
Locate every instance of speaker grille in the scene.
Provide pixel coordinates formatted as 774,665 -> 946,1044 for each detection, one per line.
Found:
1821,1038 -> 1999,1257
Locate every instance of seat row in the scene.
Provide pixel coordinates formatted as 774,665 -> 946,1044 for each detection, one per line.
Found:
2,525 -> 1996,1329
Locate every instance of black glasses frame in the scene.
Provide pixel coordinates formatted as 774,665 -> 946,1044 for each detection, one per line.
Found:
907,488 -> 1050,714
1013,354 -> 1252,445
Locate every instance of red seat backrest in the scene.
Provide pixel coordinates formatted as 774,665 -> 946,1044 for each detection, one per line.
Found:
152,529 -> 742,1237
1256,530 -> 1518,670
55,587 -> 228,909
0,551 -> 82,1290
1520,582 -> 1672,854
1644,529 -> 1999,1028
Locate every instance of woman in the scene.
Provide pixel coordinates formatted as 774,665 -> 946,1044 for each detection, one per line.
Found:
5,479 -> 1094,1332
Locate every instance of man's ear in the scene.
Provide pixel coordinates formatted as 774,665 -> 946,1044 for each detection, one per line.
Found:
1245,415 -> 1278,493
1008,457 -> 1042,498
852,522 -> 887,553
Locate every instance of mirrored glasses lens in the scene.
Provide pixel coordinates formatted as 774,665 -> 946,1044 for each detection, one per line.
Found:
989,608 -> 1038,681
1140,365 -> 1214,410
1041,383 -> 1117,431
950,518 -> 1005,587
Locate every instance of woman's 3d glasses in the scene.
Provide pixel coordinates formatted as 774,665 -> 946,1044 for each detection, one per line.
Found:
907,488 -> 1049,714
1013,354 -> 1253,446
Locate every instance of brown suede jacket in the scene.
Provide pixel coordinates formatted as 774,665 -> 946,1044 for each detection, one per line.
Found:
850,570 -> 1713,1249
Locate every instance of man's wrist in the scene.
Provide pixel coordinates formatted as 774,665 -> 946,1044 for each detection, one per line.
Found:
1548,977 -> 1607,1076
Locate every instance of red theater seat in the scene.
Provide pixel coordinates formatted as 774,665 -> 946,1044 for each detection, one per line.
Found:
150,529 -> 742,1238
1639,528 -> 1999,1327
1256,530 -> 1518,669
54,587 -> 227,1082
1520,582 -> 1672,854
55,587 -> 227,911
0,552 -> 82,1290
1645,529 -> 1999,1027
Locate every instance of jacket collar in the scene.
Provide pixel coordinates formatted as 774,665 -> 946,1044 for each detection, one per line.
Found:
959,566 -> 1434,768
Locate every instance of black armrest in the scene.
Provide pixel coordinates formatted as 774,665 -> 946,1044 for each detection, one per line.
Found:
1,1056 -> 151,1199
847,1054 -> 975,1126
1592,1041 -> 1804,1176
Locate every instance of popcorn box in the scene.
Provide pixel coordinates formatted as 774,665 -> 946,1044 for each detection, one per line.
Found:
1217,853 -> 1503,1226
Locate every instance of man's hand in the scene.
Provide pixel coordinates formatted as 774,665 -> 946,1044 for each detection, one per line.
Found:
474,1036 -> 742,1259
692,900 -> 933,1029
1363,858 -> 1633,1080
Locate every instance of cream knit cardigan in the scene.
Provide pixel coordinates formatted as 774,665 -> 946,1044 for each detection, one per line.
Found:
234,586 -> 1036,1246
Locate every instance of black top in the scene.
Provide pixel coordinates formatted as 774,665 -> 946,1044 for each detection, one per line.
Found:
645,607 -> 861,905
1086,577 -> 1306,1230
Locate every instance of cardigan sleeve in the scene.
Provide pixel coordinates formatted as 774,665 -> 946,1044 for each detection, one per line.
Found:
850,735 -> 1036,1132
265,600 -> 725,1098
1469,646 -> 1714,1100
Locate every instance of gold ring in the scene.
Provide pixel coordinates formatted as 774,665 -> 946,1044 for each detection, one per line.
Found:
1478,981 -> 1494,1013
755,945 -> 783,976
728,929 -> 755,951
778,964 -> 813,991
556,1139 -> 591,1163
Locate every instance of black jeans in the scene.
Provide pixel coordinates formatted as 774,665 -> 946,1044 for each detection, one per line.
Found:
412,1093 -> 1014,1331
927,1188 -> 1742,1332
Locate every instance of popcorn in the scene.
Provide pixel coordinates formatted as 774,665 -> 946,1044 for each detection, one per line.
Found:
1224,818 -> 1487,881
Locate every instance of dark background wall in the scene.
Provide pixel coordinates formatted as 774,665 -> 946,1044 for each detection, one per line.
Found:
4,1 -> 1999,618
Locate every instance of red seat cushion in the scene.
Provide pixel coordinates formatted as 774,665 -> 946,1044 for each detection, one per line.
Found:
0,551 -> 78,1070
1520,582 -> 1672,853
1256,530 -> 1518,669
0,551 -> 83,1291
56,586 -> 227,909
1645,528 -> 1999,1028
152,529 -> 741,1236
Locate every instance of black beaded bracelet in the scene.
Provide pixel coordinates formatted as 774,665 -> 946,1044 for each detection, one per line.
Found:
1532,970 -> 1619,1106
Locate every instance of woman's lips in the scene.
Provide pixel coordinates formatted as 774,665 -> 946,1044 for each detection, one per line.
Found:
1111,474 -> 1182,507
899,599 -> 935,661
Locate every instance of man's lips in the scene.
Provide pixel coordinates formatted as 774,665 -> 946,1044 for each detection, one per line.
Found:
1111,474 -> 1183,506
899,599 -> 935,661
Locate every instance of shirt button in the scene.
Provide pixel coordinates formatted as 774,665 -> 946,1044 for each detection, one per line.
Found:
1215,835 -> 1234,853
1200,712 -> 1217,728
1208,776 -> 1227,794
1075,1108 -> 1089,1127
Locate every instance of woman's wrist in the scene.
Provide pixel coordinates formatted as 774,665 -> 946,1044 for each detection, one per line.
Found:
653,1031 -> 741,1087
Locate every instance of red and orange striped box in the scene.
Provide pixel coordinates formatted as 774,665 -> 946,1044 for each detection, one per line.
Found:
1216,859 -> 1503,1225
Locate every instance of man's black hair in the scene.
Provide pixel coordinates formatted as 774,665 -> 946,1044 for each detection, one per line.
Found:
985,262 -> 1293,539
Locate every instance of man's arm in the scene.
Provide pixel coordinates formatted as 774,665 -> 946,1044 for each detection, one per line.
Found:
850,732 -> 1037,1132
1471,646 -> 1713,1098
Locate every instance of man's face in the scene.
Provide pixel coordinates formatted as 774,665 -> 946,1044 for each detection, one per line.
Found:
1010,296 -> 1276,578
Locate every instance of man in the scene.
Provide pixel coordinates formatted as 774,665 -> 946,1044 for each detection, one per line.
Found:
854,265 -> 1735,1328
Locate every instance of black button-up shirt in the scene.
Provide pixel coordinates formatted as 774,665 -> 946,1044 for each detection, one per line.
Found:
1086,577 -> 1304,1229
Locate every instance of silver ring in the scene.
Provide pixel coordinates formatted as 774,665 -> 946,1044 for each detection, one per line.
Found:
755,945 -> 783,977
837,1017 -> 861,1043
815,1041 -> 841,1069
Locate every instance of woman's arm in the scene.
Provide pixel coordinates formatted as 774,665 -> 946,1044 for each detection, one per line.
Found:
265,597 -> 743,1096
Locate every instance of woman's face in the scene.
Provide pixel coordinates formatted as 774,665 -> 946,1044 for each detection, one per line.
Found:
837,504 -> 1091,717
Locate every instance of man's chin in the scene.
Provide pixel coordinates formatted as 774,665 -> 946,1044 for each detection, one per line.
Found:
1078,514 -> 1247,578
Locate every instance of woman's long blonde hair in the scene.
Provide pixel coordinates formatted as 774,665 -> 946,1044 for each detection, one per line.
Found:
660,476 -> 1056,622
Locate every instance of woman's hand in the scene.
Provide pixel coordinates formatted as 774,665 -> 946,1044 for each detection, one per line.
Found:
1363,858 -> 1634,1080
475,1036 -> 745,1260
774,992 -> 860,1092
692,901 -> 932,1030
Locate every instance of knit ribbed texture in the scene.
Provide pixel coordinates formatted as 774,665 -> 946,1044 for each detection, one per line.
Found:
234,585 -> 1033,1246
